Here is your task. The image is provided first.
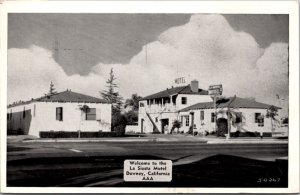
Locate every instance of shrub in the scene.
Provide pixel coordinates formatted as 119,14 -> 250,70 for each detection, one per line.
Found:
170,120 -> 181,134
210,131 -> 216,135
112,112 -> 127,129
187,126 -> 193,134
113,125 -> 126,136
229,132 -> 272,137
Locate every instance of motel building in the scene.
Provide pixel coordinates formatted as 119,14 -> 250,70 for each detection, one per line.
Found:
179,96 -> 282,137
138,80 -> 212,134
138,80 -> 284,137
7,90 -> 112,137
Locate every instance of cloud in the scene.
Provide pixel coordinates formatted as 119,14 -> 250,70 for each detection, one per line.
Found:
8,14 -> 289,116
8,45 -> 107,103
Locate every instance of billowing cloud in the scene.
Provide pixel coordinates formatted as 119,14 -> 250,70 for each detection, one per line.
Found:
8,14 -> 289,116
8,46 -> 107,103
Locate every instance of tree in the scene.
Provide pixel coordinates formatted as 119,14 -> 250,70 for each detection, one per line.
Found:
124,94 -> 142,125
123,110 -> 138,125
100,68 -> 126,135
125,93 -> 142,111
100,68 -> 123,114
45,81 -> 57,96
266,106 -> 280,135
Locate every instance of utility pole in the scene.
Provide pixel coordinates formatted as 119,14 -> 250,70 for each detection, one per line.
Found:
226,95 -> 236,140
214,94 -> 217,132
209,84 -> 223,135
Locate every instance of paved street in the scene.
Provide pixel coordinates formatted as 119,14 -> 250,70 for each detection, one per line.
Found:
7,139 -> 288,187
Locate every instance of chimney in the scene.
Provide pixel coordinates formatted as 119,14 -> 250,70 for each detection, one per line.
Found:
191,80 -> 199,93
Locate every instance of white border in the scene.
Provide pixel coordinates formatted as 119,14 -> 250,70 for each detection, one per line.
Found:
0,1 -> 299,193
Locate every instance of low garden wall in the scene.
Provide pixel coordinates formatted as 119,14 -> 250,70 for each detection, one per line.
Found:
39,130 -> 124,138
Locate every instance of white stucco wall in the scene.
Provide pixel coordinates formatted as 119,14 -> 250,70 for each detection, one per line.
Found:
7,101 -> 112,137
179,107 -> 283,134
138,94 -> 212,134
176,94 -> 212,110
138,111 -> 180,134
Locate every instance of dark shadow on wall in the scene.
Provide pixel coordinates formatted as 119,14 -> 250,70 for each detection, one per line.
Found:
7,109 -> 32,135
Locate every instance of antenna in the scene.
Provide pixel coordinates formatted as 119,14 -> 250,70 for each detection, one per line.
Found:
145,45 -> 148,65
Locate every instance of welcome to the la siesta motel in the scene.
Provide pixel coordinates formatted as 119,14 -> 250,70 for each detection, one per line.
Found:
138,77 -> 286,137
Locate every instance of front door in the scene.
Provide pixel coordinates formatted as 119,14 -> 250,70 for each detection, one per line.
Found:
141,119 -> 144,133
217,118 -> 228,137
161,119 -> 169,134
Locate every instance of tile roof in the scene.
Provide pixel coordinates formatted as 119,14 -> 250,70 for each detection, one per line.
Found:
7,90 -> 108,108
180,96 -> 281,112
140,85 -> 208,100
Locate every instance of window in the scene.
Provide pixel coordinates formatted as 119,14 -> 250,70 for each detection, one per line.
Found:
155,117 -> 158,122
235,112 -> 242,123
200,110 -> 204,120
164,98 -> 170,104
56,107 -> 63,121
86,108 -> 96,120
7,113 -> 9,120
140,102 -> 144,107
255,113 -> 261,123
185,116 -> 189,126
255,113 -> 264,127
211,113 -> 215,123
181,97 -> 187,105
258,119 -> 264,127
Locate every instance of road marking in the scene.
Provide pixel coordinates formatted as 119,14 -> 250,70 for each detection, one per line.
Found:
69,148 -> 82,153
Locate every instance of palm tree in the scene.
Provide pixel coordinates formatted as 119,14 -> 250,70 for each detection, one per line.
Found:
266,106 -> 280,136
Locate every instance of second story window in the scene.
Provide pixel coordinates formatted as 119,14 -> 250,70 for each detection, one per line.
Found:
56,107 -> 63,121
140,102 -> 144,107
181,97 -> 187,105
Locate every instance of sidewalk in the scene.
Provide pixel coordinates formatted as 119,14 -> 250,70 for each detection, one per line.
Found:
205,138 -> 288,144
19,134 -> 288,144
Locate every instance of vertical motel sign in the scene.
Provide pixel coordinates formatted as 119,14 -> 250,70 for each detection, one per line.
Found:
208,84 -> 223,95
209,84 -> 223,132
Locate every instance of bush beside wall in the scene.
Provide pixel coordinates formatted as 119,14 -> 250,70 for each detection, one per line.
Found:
7,128 -> 24,135
230,132 -> 272,137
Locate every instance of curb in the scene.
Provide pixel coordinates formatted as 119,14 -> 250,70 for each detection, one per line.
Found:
207,140 -> 288,144
23,138 -> 158,143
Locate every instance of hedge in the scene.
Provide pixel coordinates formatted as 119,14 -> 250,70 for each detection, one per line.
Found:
8,128 -> 24,135
39,131 -> 123,138
230,132 -> 272,137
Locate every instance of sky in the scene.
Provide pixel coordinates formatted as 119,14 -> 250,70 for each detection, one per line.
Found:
7,14 -> 289,116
